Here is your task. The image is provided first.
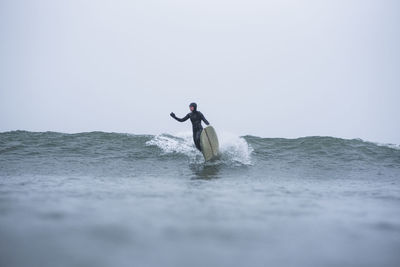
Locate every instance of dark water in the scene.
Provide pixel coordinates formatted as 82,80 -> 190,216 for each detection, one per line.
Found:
0,131 -> 399,267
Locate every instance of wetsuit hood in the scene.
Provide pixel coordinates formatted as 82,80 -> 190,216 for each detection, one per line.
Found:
189,102 -> 197,111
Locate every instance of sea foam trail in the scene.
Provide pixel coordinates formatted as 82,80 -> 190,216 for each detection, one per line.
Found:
145,131 -> 253,165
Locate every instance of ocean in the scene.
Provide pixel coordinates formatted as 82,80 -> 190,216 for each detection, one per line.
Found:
0,130 -> 399,267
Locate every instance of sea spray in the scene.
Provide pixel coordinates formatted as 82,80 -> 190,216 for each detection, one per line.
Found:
145,131 -> 253,165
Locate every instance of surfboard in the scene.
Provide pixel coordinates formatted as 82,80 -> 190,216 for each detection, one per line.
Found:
200,126 -> 219,161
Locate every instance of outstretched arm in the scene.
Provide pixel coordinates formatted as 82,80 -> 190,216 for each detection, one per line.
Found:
200,112 -> 210,125
170,112 -> 190,122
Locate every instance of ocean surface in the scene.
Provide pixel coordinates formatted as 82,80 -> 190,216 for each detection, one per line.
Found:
0,130 -> 399,267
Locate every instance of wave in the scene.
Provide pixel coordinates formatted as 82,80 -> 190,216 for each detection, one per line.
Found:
244,135 -> 400,169
0,131 -> 399,168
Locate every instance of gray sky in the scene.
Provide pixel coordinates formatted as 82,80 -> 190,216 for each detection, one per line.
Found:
1,0 -> 399,143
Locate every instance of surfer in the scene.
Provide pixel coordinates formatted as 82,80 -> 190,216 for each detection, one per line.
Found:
170,102 -> 210,151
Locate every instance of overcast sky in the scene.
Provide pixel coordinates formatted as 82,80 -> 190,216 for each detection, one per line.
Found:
1,0 -> 399,143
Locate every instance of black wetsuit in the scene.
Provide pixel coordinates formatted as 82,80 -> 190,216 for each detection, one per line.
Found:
172,110 -> 210,151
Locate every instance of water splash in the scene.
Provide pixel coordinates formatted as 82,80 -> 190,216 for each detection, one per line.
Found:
145,131 -> 253,165
219,132 -> 253,165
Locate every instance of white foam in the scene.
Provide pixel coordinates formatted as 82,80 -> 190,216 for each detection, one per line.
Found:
374,142 -> 400,150
146,131 -> 253,165
145,132 -> 198,156
218,131 -> 254,165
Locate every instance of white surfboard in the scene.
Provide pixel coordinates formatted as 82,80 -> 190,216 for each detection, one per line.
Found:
200,126 -> 219,161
